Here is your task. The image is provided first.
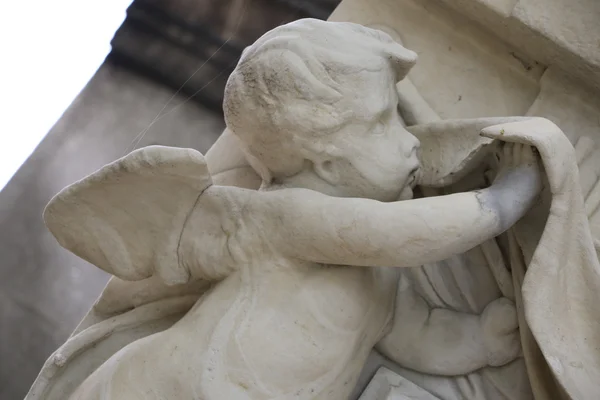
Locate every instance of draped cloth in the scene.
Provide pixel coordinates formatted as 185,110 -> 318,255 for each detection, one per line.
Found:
26,118 -> 600,400
488,119 -> 600,400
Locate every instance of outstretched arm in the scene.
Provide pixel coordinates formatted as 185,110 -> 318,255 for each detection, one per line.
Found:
262,143 -> 542,268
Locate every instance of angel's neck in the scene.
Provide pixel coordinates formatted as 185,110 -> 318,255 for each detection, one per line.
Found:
261,172 -> 350,199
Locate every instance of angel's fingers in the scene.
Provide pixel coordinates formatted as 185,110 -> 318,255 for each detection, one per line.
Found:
480,124 -> 529,144
480,126 -> 514,141
521,144 -> 535,164
503,142 -> 513,162
513,143 -> 522,165
480,125 -> 504,139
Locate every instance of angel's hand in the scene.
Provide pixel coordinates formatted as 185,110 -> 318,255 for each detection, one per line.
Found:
480,297 -> 522,367
479,141 -> 543,231
492,142 -> 543,204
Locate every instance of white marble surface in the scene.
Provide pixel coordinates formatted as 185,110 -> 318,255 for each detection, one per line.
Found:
358,368 -> 440,400
27,20 -> 547,400
25,0 -> 600,397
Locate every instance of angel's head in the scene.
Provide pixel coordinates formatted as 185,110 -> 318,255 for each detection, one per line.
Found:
224,19 -> 421,202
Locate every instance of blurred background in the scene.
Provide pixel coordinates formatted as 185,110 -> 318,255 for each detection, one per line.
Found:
0,0 -> 340,398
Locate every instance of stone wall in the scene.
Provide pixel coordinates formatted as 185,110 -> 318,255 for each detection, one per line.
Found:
109,0 -> 341,110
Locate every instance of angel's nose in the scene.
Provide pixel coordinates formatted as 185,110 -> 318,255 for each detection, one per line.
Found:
404,135 -> 421,157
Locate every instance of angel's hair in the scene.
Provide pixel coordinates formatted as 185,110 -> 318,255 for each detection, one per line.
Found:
224,18 -> 416,182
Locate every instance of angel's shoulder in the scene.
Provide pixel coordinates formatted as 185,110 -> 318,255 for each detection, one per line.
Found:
178,186 -> 285,277
189,186 -> 314,251
194,185 -> 275,234
197,186 -> 322,226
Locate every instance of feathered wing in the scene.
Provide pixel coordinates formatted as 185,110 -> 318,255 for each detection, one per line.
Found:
43,145 -> 212,285
27,146 -> 215,399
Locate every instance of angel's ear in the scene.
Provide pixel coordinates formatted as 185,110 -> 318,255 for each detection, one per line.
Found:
43,146 -> 212,285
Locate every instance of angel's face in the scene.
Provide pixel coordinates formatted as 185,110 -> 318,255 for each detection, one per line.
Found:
323,68 -> 421,202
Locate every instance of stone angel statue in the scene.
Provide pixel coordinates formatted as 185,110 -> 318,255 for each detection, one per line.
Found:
27,19 -> 600,400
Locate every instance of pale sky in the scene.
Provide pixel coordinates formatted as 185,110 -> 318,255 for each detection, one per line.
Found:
0,1 -> 133,191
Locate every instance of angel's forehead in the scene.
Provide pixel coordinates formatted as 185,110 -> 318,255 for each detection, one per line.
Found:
338,67 -> 397,121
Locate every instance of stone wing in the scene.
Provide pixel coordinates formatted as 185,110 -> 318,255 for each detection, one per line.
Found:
43,146 -> 212,285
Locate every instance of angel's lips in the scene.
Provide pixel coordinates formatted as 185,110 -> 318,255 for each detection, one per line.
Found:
408,165 -> 421,188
